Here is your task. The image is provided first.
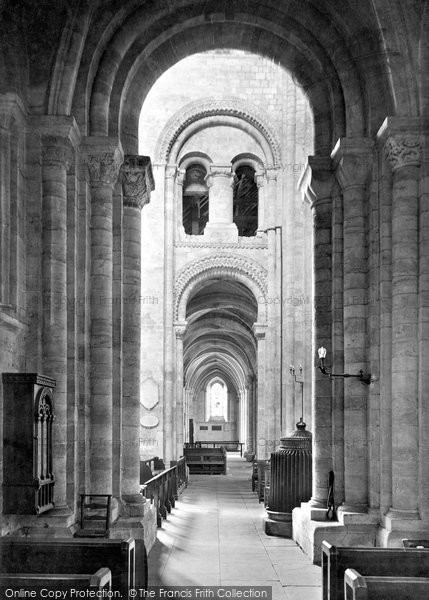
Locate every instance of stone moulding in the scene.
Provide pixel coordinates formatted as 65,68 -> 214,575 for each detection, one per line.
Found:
174,253 -> 268,321
156,96 -> 282,167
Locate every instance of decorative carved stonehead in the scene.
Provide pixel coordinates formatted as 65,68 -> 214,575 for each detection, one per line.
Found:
384,136 -> 421,172
121,154 -> 154,209
42,135 -> 73,170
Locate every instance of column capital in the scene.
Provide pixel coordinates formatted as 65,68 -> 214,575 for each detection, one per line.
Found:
41,135 -> 74,170
298,156 -> 334,207
383,135 -> 421,172
254,170 -> 266,188
265,167 -> 278,182
165,163 -> 177,179
121,154 -> 155,210
82,136 -> 124,188
205,165 -> 234,188
176,168 -> 186,186
209,164 -> 232,178
174,321 -> 188,339
331,138 -> 374,190
253,322 -> 267,340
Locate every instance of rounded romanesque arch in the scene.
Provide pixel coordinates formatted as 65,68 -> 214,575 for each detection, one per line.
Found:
174,254 -> 268,322
156,97 -> 282,167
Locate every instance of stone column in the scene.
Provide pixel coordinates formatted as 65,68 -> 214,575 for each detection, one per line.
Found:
255,170 -> 266,235
175,168 -> 186,238
204,165 -> 237,240
382,126 -> 421,520
244,374 -> 255,458
84,138 -> 123,494
41,134 -> 73,510
163,165 -> 176,464
120,155 -> 154,502
332,138 -> 373,512
299,156 -> 334,506
254,322 -> 269,458
174,322 -> 187,458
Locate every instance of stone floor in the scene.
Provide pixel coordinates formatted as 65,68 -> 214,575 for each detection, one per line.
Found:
148,454 -> 321,600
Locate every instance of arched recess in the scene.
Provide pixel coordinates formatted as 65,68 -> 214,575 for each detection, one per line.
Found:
174,254 -> 268,323
156,97 -> 281,168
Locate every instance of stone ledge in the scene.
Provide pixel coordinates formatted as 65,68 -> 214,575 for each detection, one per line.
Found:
292,503 -> 378,565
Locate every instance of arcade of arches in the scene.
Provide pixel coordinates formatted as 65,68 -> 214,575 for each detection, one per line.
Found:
0,0 -> 428,567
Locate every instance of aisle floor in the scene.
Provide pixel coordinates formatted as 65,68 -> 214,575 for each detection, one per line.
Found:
148,454 -> 321,600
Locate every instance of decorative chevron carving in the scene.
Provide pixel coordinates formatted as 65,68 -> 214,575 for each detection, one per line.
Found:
174,253 -> 268,320
156,96 -> 282,167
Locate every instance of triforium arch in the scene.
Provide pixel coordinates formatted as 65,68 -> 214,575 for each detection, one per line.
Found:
156,96 -> 282,168
174,254 -> 268,324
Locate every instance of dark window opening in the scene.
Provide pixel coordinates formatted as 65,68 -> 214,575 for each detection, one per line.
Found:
182,164 -> 209,235
232,165 -> 258,236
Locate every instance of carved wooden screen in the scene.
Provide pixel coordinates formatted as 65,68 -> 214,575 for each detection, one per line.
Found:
34,387 -> 55,512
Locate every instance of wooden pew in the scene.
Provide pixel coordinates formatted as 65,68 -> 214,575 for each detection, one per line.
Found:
322,541 -> 429,600
183,447 -> 227,474
0,567 -> 112,591
0,537 -> 135,595
344,568 -> 429,600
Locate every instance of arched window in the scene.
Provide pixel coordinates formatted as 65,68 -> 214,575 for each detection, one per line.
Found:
206,378 -> 228,421
232,164 -> 258,236
182,163 -> 209,235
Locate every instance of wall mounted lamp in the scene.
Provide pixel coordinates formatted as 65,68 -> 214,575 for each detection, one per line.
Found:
317,347 -> 371,385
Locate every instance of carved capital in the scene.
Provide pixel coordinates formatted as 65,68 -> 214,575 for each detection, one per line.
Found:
298,156 -> 333,207
265,167 -> 278,182
83,138 -> 123,188
331,138 -> 374,190
176,168 -> 186,186
384,136 -> 421,172
165,164 -> 177,179
42,135 -> 73,170
174,321 -> 188,340
253,322 -> 267,341
254,170 -> 265,188
209,165 -> 232,178
121,154 -> 155,209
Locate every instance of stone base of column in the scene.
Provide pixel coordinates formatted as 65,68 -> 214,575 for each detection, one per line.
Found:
203,222 -> 238,242
1,506 -> 76,538
377,510 -> 429,548
263,510 -> 292,537
110,509 -> 157,589
337,502 -> 368,514
292,502 -> 378,565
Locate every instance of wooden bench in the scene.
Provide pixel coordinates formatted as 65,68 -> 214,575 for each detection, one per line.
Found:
183,447 -> 227,474
344,568 -> 429,600
322,541 -> 429,600
0,537 -> 135,595
252,459 -> 270,502
0,568 -> 111,591
192,441 -> 244,456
